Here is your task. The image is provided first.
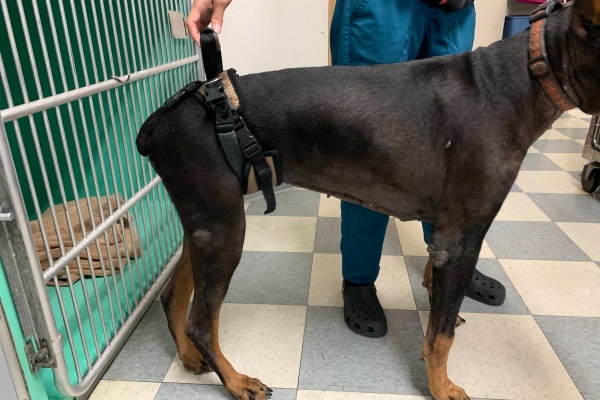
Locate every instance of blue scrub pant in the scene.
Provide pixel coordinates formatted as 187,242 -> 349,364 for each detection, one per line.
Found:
332,0 -> 476,285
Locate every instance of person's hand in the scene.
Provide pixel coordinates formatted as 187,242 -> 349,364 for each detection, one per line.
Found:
187,0 -> 233,46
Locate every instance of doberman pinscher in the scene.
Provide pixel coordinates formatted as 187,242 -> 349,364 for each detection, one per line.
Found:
136,1 -> 600,399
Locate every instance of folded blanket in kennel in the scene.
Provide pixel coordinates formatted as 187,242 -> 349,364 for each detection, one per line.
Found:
30,195 -> 140,286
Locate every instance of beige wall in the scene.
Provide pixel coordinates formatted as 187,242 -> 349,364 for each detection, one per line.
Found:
217,0 -> 329,74
474,0 -> 509,48
217,0 -> 509,73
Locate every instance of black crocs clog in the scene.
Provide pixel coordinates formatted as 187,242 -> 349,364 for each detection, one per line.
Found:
342,280 -> 388,338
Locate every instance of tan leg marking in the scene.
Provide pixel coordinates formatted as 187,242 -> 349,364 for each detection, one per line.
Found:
161,239 -> 210,374
423,327 -> 470,400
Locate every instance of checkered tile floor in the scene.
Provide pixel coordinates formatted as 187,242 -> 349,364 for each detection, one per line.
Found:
90,110 -> 600,400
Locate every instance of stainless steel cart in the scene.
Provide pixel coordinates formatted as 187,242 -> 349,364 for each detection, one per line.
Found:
581,115 -> 600,193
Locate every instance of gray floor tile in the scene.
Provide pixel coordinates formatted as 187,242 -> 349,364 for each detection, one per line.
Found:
404,256 -> 530,315
520,153 -> 562,171
535,316 -> 600,400
155,383 -> 296,400
532,139 -> 584,153
569,170 -> 584,182
298,306 -> 429,395
313,216 -> 402,255
510,182 -> 522,192
380,218 -> 404,256
485,221 -> 590,261
103,302 -> 176,382
225,251 -> 312,305
553,127 -> 591,139
244,183 -> 294,203
528,193 -> 600,222
313,217 -> 341,254
246,188 -> 320,216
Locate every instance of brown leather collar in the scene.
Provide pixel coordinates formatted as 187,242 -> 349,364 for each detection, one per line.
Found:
527,0 -> 579,111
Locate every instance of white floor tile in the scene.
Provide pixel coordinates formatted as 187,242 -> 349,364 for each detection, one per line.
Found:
500,259 -> 600,317
552,118 -> 590,128
566,109 -> 591,119
542,129 -> 571,140
544,152 -> 587,172
515,171 -> 584,194
395,220 -> 429,257
88,380 -> 160,400
318,194 -> 341,217
163,304 -> 306,389
297,390 -> 431,400
494,192 -> 551,221
557,222 -> 600,261
418,312 -> 582,400
243,215 -> 317,252
478,240 -> 495,259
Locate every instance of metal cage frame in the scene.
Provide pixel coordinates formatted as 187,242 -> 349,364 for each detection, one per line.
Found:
0,0 -> 199,396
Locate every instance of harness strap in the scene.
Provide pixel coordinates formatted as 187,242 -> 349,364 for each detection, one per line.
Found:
202,72 -> 277,214
233,117 -> 276,214
527,0 -> 578,111
213,92 -> 246,182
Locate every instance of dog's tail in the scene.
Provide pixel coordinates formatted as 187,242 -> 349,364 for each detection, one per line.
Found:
136,107 -> 169,157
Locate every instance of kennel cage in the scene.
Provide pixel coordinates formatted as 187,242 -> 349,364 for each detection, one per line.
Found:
0,1 -> 200,398
581,115 -> 600,193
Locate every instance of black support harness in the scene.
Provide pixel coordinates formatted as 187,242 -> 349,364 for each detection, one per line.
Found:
162,29 -> 281,214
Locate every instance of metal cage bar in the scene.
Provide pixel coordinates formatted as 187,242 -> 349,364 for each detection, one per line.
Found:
0,0 -> 197,396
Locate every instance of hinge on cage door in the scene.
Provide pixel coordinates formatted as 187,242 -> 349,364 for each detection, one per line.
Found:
25,335 -> 55,373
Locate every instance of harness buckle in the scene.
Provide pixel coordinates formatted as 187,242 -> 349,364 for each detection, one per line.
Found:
529,0 -> 564,24
528,57 -> 549,77
241,141 -> 261,159
204,77 -> 228,107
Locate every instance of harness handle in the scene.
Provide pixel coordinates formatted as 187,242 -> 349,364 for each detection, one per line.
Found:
200,28 -> 223,80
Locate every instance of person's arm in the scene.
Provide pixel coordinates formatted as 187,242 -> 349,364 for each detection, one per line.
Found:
187,0 -> 233,46
420,0 -> 475,12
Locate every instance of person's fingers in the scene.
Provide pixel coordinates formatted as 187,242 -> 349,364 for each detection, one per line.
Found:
186,6 -> 203,46
210,0 -> 232,33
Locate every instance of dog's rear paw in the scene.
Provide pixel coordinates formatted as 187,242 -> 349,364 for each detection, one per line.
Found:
181,356 -> 212,374
226,375 -> 273,400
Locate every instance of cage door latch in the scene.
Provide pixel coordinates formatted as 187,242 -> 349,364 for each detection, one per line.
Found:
0,212 -> 14,221
25,336 -> 55,373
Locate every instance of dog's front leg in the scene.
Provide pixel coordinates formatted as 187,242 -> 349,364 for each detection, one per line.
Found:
422,225 -> 484,400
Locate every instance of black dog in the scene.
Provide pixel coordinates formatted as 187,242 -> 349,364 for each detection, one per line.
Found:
137,1 -> 600,399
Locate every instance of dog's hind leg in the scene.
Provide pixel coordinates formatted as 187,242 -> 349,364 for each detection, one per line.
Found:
161,234 -> 211,374
422,222 -> 489,400
182,202 -> 272,400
